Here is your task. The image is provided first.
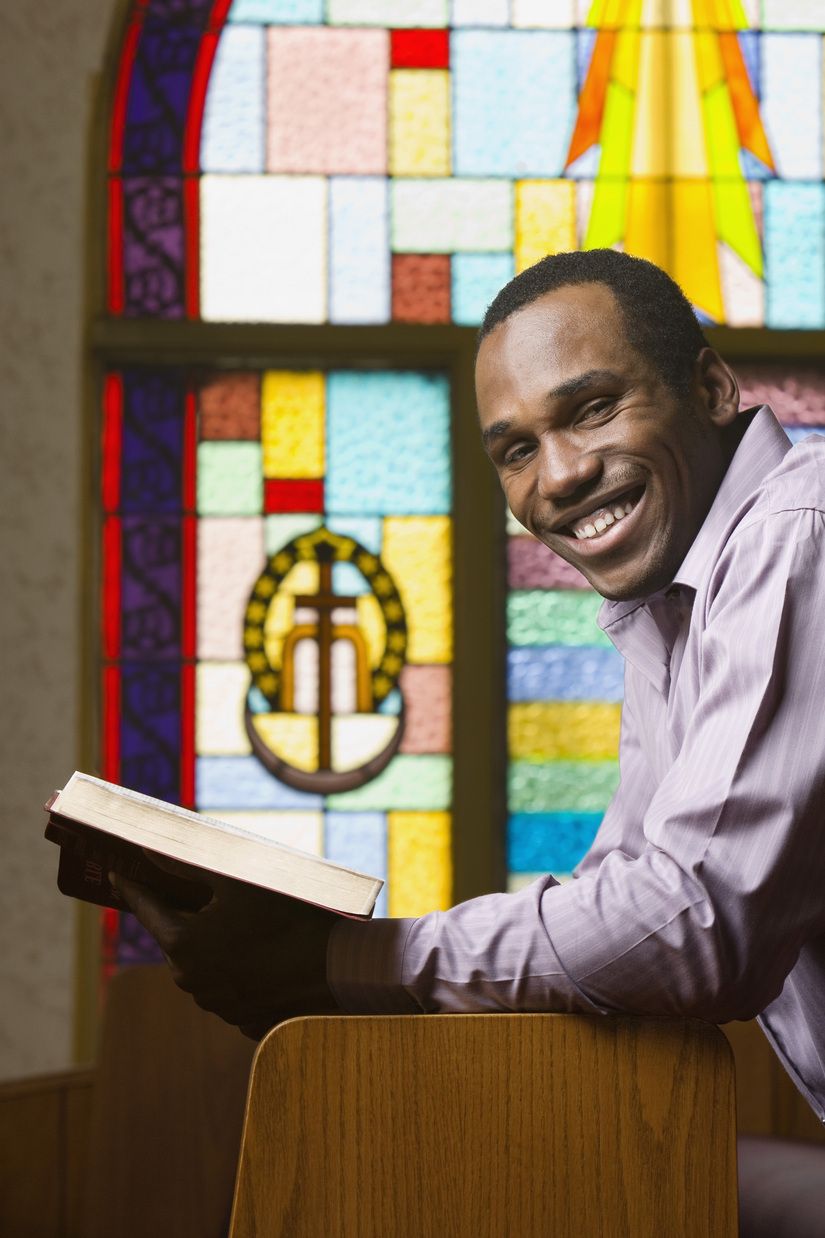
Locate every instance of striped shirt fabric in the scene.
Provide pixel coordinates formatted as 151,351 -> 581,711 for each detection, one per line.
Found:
328,406 -> 825,1123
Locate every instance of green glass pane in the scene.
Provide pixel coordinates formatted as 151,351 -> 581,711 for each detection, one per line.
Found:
507,589 -> 610,647
508,759 -> 620,813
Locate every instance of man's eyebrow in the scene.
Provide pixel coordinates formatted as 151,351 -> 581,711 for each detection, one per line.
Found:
545,368 -> 623,402
481,419 -> 512,451
480,369 -> 622,452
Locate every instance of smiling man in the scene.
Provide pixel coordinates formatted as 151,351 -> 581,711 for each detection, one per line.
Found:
115,250 -> 825,1137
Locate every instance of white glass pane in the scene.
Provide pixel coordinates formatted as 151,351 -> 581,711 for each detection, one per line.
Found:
201,175 -> 327,322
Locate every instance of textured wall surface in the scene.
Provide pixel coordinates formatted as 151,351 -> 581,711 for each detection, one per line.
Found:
0,0 -> 120,1079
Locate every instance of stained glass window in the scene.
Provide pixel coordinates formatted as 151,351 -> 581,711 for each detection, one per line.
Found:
108,0 -> 825,329
505,373 -> 825,890
101,0 -> 825,968
101,366 -> 454,965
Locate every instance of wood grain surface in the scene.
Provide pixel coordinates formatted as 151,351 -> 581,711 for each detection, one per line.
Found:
230,1014 -> 738,1238
0,1068 -> 94,1238
83,965 -> 254,1238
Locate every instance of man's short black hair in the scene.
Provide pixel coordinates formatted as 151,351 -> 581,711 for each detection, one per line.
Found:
478,249 -> 709,395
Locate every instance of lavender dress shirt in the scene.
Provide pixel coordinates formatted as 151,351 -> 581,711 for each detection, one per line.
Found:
328,406 -> 825,1123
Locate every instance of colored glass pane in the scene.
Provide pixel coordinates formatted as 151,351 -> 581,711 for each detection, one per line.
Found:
200,175 -> 327,322
390,28 -> 450,67
106,2 -> 825,328
266,28 -> 388,174
102,364 -> 455,962
329,178 -> 390,324
200,26 -> 266,173
389,70 -> 451,177
388,811 -> 452,916
392,254 -> 451,322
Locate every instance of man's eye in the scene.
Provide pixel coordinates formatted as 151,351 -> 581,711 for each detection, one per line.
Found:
503,443 -> 533,466
581,399 -> 614,421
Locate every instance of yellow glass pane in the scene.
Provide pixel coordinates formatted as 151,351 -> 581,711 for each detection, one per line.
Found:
713,179 -> 763,276
671,31 -> 708,175
382,516 -> 452,664
584,178 -> 628,249
262,566 -> 319,670
702,81 -> 741,176
279,561 -> 319,596
624,178 -> 668,270
263,592 -> 294,668
701,0 -> 747,29
694,30 -> 724,91
631,33 -> 667,176
508,702 -> 622,761
640,0 -> 693,25
515,181 -> 576,274
588,0 -> 642,27
672,180 -> 724,321
389,69 -> 450,177
356,593 -> 386,670
250,713 -> 318,772
261,370 -> 324,480
611,29 -> 640,91
388,811 -> 452,917
598,81 -> 635,177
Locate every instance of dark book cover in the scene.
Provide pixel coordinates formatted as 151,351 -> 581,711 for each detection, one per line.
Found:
47,814 -> 212,912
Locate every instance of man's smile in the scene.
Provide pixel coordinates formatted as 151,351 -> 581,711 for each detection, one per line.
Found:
550,483 -> 645,541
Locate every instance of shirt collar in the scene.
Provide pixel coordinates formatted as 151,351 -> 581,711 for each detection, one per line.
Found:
673,405 -> 791,591
598,405 -> 791,631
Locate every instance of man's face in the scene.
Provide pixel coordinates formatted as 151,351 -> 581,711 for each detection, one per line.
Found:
476,283 -> 737,601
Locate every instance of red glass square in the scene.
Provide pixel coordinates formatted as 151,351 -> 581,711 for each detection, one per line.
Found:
265,478 -> 325,513
392,254 -> 451,324
391,29 -> 449,69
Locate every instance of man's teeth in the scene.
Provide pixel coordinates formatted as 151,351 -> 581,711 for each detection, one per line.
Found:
573,499 -> 636,540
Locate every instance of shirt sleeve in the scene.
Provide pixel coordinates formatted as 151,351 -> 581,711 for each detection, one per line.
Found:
329,508 -> 825,1022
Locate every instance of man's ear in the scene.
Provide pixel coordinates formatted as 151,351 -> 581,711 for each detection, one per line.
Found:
695,347 -> 740,427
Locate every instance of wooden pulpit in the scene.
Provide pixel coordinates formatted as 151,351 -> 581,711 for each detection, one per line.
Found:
228,1013 -> 739,1238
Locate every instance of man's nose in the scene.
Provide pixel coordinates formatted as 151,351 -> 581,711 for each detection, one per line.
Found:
535,435 -> 602,501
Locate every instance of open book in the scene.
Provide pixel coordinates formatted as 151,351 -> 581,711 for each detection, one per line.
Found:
45,771 -> 382,919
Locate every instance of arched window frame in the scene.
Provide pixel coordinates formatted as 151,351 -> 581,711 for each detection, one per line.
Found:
78,0 -> 825,1056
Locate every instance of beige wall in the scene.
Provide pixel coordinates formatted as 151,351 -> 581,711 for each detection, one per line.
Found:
0,0 -> 121,1078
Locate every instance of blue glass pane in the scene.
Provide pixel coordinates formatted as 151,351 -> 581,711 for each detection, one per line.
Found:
576,27 -> 596,86
326,515 -> 383,553
228,0 -> 324,21
326,372 -> 451,514
121,664 -> 181,800
121,370 -> 185,512
507,646 -> 625,702
762,34 -> 822,179
123,22 -> 202,174
453,30 -> 575,176
201,26 -> 265,173
507,811 -> 602,873
737,31 -> 759,93
332,561 -> 371,596
330,178 -> 391,324
325,811 -> 387,916
196,756 -> 323,809
765,183 -> 825,329
451,253 -> 514,326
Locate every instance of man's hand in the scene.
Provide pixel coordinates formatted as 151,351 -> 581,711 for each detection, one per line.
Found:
111,855 -> 340,1039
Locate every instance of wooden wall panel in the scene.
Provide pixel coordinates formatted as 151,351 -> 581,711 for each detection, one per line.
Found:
0,1068 -> 94,1238
723,1020 -> 825,1144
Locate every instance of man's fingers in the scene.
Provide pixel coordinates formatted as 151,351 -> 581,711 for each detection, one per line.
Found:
111,872 -> 188,943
